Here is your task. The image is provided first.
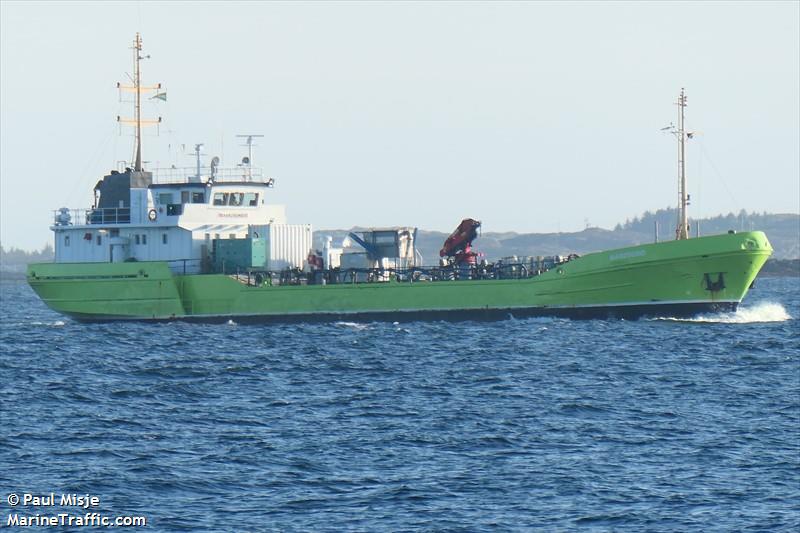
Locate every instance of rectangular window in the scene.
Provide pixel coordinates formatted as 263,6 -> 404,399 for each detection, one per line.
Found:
142,234 -> 147,245
96,235 -> 102,245
181,191 -> 190,204
213,192 -> 228,206
110,229 -> 120,237
166,204 -> 183,216
64,235 -> 70,247
192,192 -> 205,204
158,192 -> 173,205
229,193 -> 244,206
135,234 -> 141,245
244,192 -> 259,206
162,233 -> 168,245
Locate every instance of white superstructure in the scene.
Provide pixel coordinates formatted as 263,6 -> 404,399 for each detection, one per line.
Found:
50,33 -> 312,274
51,165 -> 310,273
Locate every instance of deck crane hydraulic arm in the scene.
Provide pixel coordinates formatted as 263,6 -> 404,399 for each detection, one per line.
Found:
440,218 -> 481,266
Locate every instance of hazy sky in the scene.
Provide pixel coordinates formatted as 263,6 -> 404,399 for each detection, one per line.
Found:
1,1 -> 798,250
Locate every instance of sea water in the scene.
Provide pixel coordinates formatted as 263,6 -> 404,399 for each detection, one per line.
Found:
1,277 -> 798,531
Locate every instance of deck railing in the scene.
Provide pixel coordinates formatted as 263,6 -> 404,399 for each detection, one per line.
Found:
213,258 -> 574,287
151,166 -> 274,185
53,207 -> 131,226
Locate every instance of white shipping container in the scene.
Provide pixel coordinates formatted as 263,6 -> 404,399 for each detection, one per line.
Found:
251,223 -> 312,270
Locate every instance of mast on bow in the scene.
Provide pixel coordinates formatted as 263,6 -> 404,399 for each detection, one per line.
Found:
674,88 -> 691,240
664,88 -> 693,240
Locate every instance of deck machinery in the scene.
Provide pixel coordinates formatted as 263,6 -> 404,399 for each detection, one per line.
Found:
440,218 -> 482,266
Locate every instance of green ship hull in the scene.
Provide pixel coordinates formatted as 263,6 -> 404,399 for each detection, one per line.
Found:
27,231 -> 772,322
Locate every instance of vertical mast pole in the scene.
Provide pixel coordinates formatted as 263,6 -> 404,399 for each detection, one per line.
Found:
134,33 -> 143,171
676,88 -> 689,240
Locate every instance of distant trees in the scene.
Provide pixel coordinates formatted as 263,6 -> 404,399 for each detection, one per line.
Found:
0,243 -> 54,267
616,207 -> 679,234
614,207 -> 771,235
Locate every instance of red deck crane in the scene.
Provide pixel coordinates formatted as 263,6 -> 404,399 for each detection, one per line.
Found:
440,218 -> 481,265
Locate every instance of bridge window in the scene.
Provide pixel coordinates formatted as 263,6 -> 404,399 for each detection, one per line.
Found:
181,191 -> 190,204
192,192 -> 205,203
213,191 -> 254,206
158,192 -> 173,204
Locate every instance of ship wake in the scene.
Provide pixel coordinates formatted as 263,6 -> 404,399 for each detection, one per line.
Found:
652,302 -> 792,324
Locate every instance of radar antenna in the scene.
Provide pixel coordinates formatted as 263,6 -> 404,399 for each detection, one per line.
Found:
210,156 -> 220,181
192,143 -> 205,182
236,134 -> 264,181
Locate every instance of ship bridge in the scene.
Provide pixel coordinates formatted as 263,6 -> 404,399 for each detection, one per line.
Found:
54,163 -> 276,227
49,162 -> 290,271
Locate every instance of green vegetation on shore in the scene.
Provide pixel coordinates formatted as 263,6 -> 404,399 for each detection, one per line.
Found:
0,243 -> 53,273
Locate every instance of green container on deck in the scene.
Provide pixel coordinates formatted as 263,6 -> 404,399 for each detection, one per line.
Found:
212,238 -> 268,273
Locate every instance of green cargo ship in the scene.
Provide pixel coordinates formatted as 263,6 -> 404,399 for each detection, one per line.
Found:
27,231 -> 771,322
26,35 -> 772,322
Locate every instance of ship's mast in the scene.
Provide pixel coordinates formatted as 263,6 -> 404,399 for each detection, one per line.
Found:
676,88 -> 689,240
133,33 -> 143,171
117,33 -> 161,172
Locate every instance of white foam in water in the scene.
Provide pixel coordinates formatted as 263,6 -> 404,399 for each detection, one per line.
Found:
226,319 -> 237,326
655,301 -> 792,324
31,320 -> 66,327
335,321 -> 370,330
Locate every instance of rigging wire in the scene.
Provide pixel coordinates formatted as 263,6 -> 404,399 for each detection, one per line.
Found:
696,138 -> 741,213
65,123 -> 118,208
